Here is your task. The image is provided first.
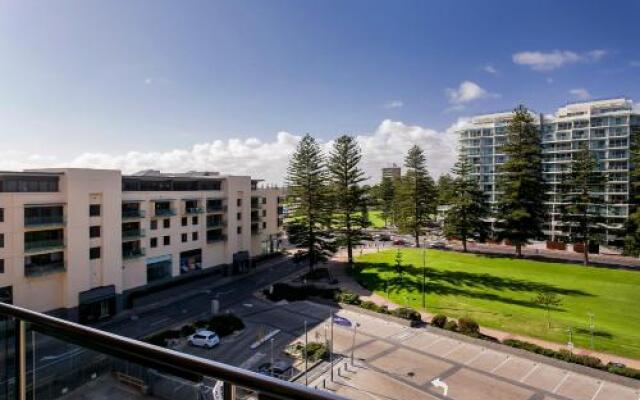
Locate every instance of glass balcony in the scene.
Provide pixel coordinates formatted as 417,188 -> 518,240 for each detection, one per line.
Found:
185,207 -> 204,215
122,229 -> 146,240
24,260 -> 65,276
206,219 -> 225,228
206,233 -> 227,243
0,302 -> 342,400
122,209 -> 146,219
24,215 -> 65,228
24,239 -> 65,253
155,208 -> 176,217
122,248 -> 146,260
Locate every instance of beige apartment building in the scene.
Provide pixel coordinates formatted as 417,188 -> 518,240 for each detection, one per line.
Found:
0,168 -> 285,322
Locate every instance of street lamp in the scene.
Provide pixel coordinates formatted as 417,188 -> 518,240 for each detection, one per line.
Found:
588,312 -> 595,349
351,322 -> 361,366
422,249 -> 427,310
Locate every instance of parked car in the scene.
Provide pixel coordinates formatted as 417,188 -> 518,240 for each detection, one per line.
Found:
393,239 -> 408,246
377,234 -> 391,241
607,361 -> 626,369
187,330 -> 220,349
427,241 -> 448,249
257,360 -> 293,378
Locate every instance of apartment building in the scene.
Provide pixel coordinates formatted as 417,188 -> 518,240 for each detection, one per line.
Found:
458,97 -> 640,245
381,164 -> 402,180
0,168 -> 285,322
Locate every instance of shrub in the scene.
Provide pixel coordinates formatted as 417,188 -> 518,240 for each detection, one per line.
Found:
360,300 -> 381,312
608,366 -> 640,380
194,320 -> 208,329
337,291 -> 361,305
392,307 -> 422,322
180,324 -> 196,337
431,314 -> 448,328
264,283 -> 338,302
457,317 -> 480,337
444,320 -> 458,332
208,314 -> 245,337
304,342 -> 328,362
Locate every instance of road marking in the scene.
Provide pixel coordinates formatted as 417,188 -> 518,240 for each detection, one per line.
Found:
552,372 -> 571,393
520,363 -> 539,382
465,348 -> 486,365
150,317 -> 170,327
423,337 -> 446,350
590,381 -> 604,400
388,329 -> 415,342
490,356 -> 511,373
442,343 -> 464,358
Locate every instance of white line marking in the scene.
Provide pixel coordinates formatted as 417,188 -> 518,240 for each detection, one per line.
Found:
490,356 -> 511,373
552,372 -> 571,393
423,337 -> 446,350
442,343 -> 464,358
150,317 -> 170,327
590,381 -> 604,400
464,348 -> 486,365
520,363 -> 539,382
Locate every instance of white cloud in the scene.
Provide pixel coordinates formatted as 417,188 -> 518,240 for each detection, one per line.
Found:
383,100 -> 404,109
630,60 -> 640,67
445,81 -> 498,104
569,88 -> 591,100
483,65 -> 498,75
546,77 -> 554,84
0,120 -> 463,184
144,78 -> 153,85
512,49 -> 607,71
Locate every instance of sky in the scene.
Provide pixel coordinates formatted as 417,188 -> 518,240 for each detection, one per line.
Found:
1,0 -> 639,183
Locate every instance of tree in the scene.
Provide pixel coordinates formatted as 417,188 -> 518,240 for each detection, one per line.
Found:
286,134 -> 336,270
328,135 -> 368,265
533,291 -> 562,329
394,249 -> 403,279
624,134 -> 640,256
444,156 -> 489,252
436,173 -> 456,206
558,147 -> 607,265
379,177 -> 396,227
496,105 -> 546,257
396,145 -> 437,247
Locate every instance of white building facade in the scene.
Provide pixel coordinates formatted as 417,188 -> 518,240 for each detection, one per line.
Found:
458,98 -> 640,246
0,169 -> 285,321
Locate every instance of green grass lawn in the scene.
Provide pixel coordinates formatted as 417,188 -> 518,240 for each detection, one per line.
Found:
367,210 -> 387,229
354,249 -> 640,359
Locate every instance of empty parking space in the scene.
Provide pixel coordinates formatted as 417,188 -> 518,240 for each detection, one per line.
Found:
467,349 -> 510,371
369,347 -> 454,386
520,364 -> 567,392
445,369 -> 535,400
446,343 -> 484,364
422,337 -> 463,357
555,373 -> 602,400
593,382 -> 640,400
493,357 -> 537,381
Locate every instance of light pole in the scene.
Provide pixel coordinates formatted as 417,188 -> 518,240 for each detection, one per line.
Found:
588,312 -> 595,349
304,320 -> 308,386
270,338 -> 275,374
567,327 -> 574,353
351,322 -> 360,366
330,311 -> 334,382
422,249 -> 427,310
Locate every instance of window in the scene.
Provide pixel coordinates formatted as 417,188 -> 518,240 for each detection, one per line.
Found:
262,221 -> 267,229
181,217 -> 188,227
237,212 -> 242,220
89,247 -> 101,260
163,219 -> 170,229
192,216 -> 198,225
150,220 -> 158,230
181,233 -> 188,243
0,234 -> 3,248
192,232 -> 198,241
237,226 -> 242,234
262,197 -> 267,204
89,204 -> 101,217
0,208 -> 3,222
150,237 -> 158,248
163,236 -> 170,246
236,198 -> 242,207
89,226 -> 101,238
0,259 -> 3,273
262,209 -> 267,217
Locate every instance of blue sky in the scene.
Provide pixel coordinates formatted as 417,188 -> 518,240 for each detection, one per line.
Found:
0,0 -> 639,181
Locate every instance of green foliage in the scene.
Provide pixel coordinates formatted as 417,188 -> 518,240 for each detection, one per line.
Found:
624,130 -> 640,255
391,307 -> 421,321
444,320 -> 458,331
533,291 -> 562,329
436,173 -> 456,206
337,291 -> 361,305
557,147 -> 607,265
379,177 -> 397,226
395,145 -> 437,246
180,324 -> 196,337
457,317 -> 480,336
303,342 -> 329,362
496,105 -> 546,256
264,282 -> 339,302
208,314 -> 245,337
328,135 -> 368,264
286,134 -> 336,269
444,155 -> 489,251
431,314 -> 448,328
394,249 -> 403,277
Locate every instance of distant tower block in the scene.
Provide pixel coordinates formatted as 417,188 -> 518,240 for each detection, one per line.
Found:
381,163 -> 401,180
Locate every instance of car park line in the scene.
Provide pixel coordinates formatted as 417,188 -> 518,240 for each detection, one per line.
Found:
441,342 -> 465,358
490,355 -> 511,373
519,363 -> 539,382
590,381 -> 604,400
552,372 -> 571,393
464,348 -> 486,365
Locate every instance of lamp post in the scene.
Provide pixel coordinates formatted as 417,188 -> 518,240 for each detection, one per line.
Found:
351,322 -> 360,366
422,249 -> 427,310
588,312 -> 595,349
304,320 -> 308,386
330,311 -> 334,382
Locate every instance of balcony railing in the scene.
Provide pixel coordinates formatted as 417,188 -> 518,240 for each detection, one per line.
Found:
24,261 -> 65,277
155,208 -> 176,217
0,302 -> 343,400
207,234 -> 227,243
185,207 -> 204,215
123,248 -> 146,260
122,209 -> 146,219
24,239 -> 65,253
24,216 -> 65,227
207,219 -> 226,228
122,229 -> 146,240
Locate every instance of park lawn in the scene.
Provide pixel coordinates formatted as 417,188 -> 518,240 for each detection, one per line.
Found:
367,210 -> 386,229
354,249 -> 640,360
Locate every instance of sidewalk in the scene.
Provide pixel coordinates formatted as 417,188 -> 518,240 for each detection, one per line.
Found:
331,249 -> 640,370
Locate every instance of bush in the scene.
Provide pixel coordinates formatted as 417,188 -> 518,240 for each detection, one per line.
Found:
208,314 -> 245,337
145,329 -> 181,347
304,342 -> 328,362
608,366 -> 640,380
444,320 -> 458,332
194,320 -> 208,329
431,314 -> 448,328
457,317 -> 480,337
502,339 -> 607,371
180,324 -> 196,337
391,307 -> 422,322
360,300 -> 382,312
264,282 -> 338,302
337,291 -> 361,305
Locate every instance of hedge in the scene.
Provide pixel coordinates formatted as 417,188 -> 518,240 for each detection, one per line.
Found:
431,314 -> 447,328
264,282 -> 338,302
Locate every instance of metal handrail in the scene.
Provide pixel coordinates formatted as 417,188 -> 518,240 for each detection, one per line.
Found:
0,302 -> 343,400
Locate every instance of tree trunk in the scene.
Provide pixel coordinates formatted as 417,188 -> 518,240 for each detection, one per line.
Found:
583,239 -> 589,265
516,243 -> 522,258
415,231 -> 420,248
462,238 -> 467,252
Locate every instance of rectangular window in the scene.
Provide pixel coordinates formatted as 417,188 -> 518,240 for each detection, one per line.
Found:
237,198 -> 242,207
192,232 -> 198,241
0,234 -> 3,248
150,220 -> 158,230
181,217 -> 188,227
89,226 -> 101,238
262,197 -> 267,204
89,204 -> 101,217
163,235 -> 170,246
192,216 -> 198,225
262,209 -> 267,217
89,247 -> 101,260
237,212 -> 242,220
163,219 -> 170,229
0,259 -> 3,273
237,226 -> 242,234
150,237 -> 158,248
181,233 -> 188,243
0,208 -> 4,222
262,221 -> 267,229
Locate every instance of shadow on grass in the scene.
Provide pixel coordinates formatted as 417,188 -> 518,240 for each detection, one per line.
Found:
352,262 -> 593,311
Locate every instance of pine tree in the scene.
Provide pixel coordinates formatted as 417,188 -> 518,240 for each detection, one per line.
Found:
396,145 -> 437,247
286,134 -> 335,270
379,176 -> 396,227
328,135 -> 367,265
436,173 -> 456,206
624,133 -> 640,256
496,105 -> 546,257
444,155 -> 489,252
558,147 -> 607,265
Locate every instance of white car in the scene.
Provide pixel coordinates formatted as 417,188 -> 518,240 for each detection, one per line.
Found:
187,330 -> 220,349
